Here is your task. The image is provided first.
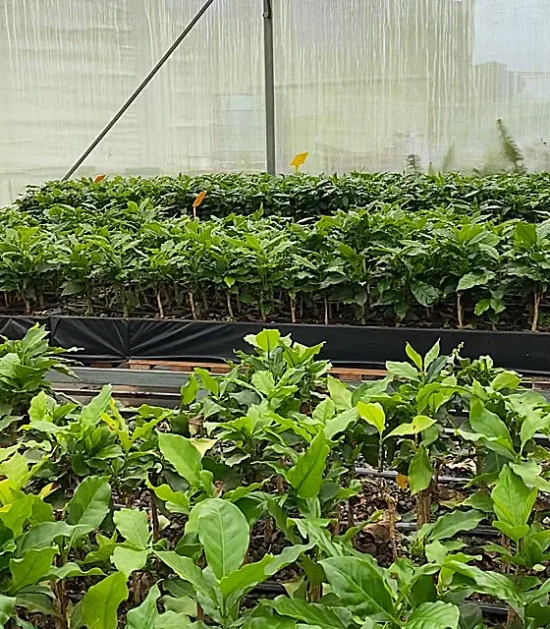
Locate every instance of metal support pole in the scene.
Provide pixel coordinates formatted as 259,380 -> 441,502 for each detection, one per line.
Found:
63,0 -> 217,181
263,0 -> 276,174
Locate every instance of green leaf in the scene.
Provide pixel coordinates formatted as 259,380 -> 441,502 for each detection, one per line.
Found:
490,371 -> 520,391
194,368 -> 219,396
469,399 -> 513,447
491,465 -> 537,541
147,482 -> 190,514
313,398 -> 336,424
418,509 -> 484,542
520,410 -> 550,453
324,408 -> 358,440
158,433 -> 202,487
47,563 -> 103,580
327,376 -> 352,411
457,271 -> 494,291
10,547 -> 57,593
181,374 -> 199,406
409,446 -> 432,496
510,460 -> 550,492
424,341 -> 440,369
67,476 -> 111,541
267,597 -> 350,628
197,498 -> 249,579
248,329 -> 281,353
411,282 -> 439,307
82,572 -> 129,629
126,584 -> 160,629
514,222 -> 538,248
287,431 -> 330,499
405,343 -> 423,370
113,547 -> 149,576
80,386 -> 113,426
357,402 -> 386,435
29,391 -> 56,422
386,361 -> 419,380
0,594 -> 15,627
252,371 -> 275,396
386,415 -> 435,439
320,556 -> 398,623
404,601 -> 460,629
114,509 -> 150,549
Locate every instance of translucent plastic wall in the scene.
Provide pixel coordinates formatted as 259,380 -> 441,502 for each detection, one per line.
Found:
2,0 -> 550,204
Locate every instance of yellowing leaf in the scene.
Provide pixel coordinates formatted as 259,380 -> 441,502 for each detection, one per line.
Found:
290,152 -> 309,172
94,174 -> 106,183
192,191 -> 207,208
189,438 -> 217,457
396,474 -> 409,490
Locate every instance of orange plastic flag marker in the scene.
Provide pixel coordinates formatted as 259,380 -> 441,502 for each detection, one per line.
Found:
396,474 -> 409,490
94,174 -> 106,183
192,191 -> 207,218
290,152 -> 309,172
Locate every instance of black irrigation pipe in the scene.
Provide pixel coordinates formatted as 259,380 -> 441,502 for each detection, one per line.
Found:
62,0 -> 217,180
252,583 -> 508,618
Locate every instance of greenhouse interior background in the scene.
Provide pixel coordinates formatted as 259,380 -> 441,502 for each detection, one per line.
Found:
2,0 -> 550,204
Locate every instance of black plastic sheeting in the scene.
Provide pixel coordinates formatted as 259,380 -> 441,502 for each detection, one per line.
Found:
2,315 -> 550,374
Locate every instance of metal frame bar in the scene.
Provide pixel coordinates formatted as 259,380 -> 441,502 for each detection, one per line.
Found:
62,0 -> 217,181
263,0 -> 276,174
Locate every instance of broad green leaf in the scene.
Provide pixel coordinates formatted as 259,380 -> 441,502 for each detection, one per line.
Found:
147,481 -> 190,514
113,547 -> 149,576
114,509 -> 150,549
405,343 -> 423,370
10,547 -> 57,593
411,282 -> 439,308
252,371 -> 275,396
195,368 -> 219,396
17,521 -> 73,553
313,398 -> 336,424
219,544 -> 311,604
29,391 -> 56,422
490,371 -> 520,392
386,415 -> 435,439
82,572 -> 129,629
80,386 -> 113,426
409,446 -> 432,496
67,476 -> 111,541
320,556 -> 398,623
510,461 -> 550,492
357,402 -> 385,435
126,584 -> 160,629
252,329 -> 281,353
468,399 -> 513,448
287,431 -> 330,499
327,376 -> 352,411
181,374 -> 199,406
515,222 -> 538,248
267,597 -> 351,628
424,340 -> 440,369
0,495 -> 34,536
324,408 -> 358,440
491,466 -> 537,541
0,594 -> 15,627
457,271 -> 493,291
418,510 -> 484,542
404,601 -> 460,629
386,361 -> 418,381
197,498 -> 249,579
47,563 -> 103,580
189,438 -> 217,457
520,411 -> 550,453
158,433 -> 202,487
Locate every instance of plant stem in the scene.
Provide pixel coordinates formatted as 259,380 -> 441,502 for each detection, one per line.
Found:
532,291 -> 542,331
457,292 -> 464,329
156,287 -> 164,318
188,291 -> 197,319
226,292 -> 234,319
416,485 -> 432,529
290,295 -> 297,323
323,296 -> 329,325
150,489 -> 160,542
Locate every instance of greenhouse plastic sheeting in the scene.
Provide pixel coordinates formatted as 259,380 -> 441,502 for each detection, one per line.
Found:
3,315 -> 550,374
2,0 -> 550,204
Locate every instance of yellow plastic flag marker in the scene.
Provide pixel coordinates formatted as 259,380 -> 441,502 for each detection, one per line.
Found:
291,152 -> 309,172
192,190 -> 207,218
94,174 -> 106,183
